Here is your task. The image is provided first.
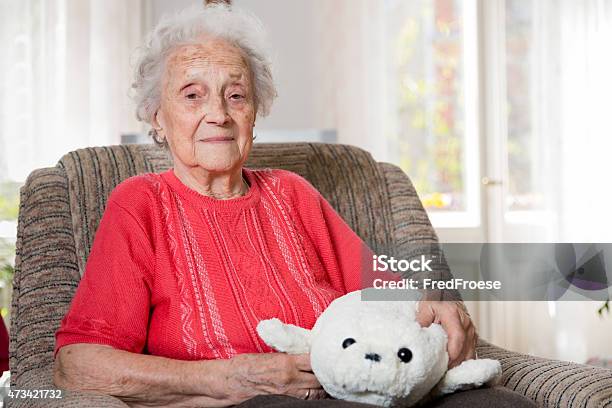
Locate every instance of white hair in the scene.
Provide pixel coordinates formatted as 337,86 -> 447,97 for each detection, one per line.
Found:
131,3 -> 276,145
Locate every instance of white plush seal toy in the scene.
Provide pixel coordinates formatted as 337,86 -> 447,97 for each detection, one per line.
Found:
256,290 -> 501,407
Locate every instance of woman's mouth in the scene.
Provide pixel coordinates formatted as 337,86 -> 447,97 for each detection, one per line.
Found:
201,136 -> 234,143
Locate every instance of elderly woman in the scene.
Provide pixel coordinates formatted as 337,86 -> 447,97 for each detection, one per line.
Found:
52,4 -> 486,408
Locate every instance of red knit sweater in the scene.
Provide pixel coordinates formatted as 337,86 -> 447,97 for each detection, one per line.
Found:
55,168 -> 372,361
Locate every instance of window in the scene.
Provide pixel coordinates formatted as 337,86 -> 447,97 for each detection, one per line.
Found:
383,0 -> 568,232
504,0 -> 543,212
384,0 -> 480,227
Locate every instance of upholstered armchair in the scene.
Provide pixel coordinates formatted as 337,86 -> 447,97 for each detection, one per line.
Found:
9,143 -> 612,407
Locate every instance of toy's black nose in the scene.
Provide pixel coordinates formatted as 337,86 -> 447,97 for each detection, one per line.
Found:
365,353 -> 381,362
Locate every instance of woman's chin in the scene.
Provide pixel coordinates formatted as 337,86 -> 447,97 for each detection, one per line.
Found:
194,145 -> 246,173
195,159 -> 240,174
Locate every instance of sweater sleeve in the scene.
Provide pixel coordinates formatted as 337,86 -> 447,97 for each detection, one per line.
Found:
285,171 -> 375,294
54,198 -> 154,359
316,195 -> 375,293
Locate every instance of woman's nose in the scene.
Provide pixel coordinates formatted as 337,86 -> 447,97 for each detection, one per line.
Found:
203,98 -> 230,125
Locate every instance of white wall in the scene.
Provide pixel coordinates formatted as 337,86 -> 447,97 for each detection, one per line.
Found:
149,0 -> 326,131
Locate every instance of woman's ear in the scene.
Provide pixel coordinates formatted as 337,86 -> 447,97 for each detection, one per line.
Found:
152,109 -> 165,131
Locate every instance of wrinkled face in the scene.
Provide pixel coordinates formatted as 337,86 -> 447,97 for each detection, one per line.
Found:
310,296 -> 448,406
155,37 -> 256,173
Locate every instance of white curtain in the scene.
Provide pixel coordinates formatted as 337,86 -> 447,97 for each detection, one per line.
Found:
487,0 -> 612,361
555,0 -> 612,242
0,0 -> 145,183
530,0 -> 612,363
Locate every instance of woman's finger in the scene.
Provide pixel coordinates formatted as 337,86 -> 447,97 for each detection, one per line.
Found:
450,344 -> 470,369
462,325 -> 477,361
441,310 -> 468,368
289,387 -> 326,400
450,322 -> 477,367
464,345 -> 476,361
415,302 -> 435,327
293,354 -> 313,372
294,371 -> 322,389
287,388 -> 311,400
309,389 -> 329,400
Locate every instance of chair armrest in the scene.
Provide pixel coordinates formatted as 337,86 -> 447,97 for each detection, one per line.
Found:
379,162 -> 460,301
9,168 -> 81,387
477,339 -> 612,408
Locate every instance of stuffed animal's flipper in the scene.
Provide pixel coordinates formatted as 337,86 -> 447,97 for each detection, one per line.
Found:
256,318 -> 312,354
431,359 -> 502,397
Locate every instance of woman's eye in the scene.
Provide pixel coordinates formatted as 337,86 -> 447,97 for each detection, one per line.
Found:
230,94 -> 245,100
185,93 -> 199,100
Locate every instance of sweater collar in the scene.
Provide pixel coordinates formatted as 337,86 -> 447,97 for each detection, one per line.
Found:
161,167 -> 261,211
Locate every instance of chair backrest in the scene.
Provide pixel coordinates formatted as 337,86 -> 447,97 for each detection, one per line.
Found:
10,142 -> 440,389
58,143 -> 396,275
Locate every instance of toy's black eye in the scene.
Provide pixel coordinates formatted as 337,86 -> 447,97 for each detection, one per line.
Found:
397,347 -> 412,363
342,338 -> 356,349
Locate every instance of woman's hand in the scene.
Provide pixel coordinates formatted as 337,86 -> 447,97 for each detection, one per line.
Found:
222,353 -> 327,404
415,300 -> 477,368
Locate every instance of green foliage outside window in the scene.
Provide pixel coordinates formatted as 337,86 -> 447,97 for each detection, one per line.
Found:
0,182 -> 19,220
391,0 -> 465,211
0,181 -> 20,320
0,239 -> 15,319
0,240 -> 15,279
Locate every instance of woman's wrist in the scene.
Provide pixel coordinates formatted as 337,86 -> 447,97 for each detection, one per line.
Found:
179,357 -> 246,406
144,358 -> 239,407
194,358 -> 235,402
